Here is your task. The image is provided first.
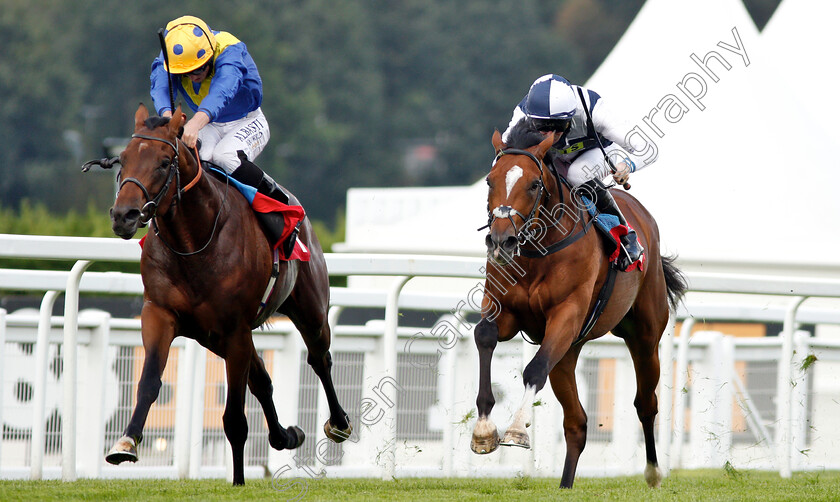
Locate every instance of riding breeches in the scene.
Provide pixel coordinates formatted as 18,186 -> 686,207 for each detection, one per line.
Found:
198,108 -> 270,173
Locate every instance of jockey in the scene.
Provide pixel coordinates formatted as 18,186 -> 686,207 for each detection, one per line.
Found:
150,16 -> 290,244
502,74 -> 649,271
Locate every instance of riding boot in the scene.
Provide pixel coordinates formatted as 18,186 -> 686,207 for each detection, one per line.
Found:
230,151 -> 298,257
578,179 -> 644,270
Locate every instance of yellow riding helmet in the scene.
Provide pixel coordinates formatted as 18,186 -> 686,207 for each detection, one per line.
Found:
163,15 -> 217,74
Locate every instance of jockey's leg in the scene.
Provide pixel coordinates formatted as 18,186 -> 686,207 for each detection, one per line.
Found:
577,178 -> 643,270
229,151 -> 299,254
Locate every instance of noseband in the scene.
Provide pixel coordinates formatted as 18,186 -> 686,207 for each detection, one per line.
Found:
480,148 -> 549,253
118,133 -> 183,225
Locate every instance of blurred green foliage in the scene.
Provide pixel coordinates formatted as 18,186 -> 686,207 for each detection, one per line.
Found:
1,0 -> 779,227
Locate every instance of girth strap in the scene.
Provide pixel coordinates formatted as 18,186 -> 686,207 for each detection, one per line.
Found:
254,247 -> 281,323
573,264 -> 618,345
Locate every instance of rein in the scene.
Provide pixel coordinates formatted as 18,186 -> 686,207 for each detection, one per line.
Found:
482,147 -> 593,258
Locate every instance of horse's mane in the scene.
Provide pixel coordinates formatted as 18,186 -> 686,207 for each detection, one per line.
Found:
144,116 -> 171,130
505,118 -> 544,150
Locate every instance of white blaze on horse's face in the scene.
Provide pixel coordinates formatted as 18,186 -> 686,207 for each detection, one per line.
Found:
505,165 -> 524,200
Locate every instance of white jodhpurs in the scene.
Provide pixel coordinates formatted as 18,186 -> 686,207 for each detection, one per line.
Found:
197,108 -> 270,173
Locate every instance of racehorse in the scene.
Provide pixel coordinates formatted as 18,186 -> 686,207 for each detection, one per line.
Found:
87,104 -> 352,485
471,120 -> 686,488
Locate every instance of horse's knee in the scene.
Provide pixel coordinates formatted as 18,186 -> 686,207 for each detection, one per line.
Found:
522,353 -> 550,392
634,394 -> 659,421
474,318 -> 498,350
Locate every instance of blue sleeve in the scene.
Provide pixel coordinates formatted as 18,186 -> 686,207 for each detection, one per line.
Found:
196,45 -> 249,121
150,53 -> 176,116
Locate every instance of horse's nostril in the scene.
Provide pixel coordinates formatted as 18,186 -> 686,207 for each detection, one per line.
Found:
485,234 -> 494,250
501,235 -> 518,252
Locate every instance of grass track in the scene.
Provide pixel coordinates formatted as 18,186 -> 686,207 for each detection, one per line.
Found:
2,469 -> 839,501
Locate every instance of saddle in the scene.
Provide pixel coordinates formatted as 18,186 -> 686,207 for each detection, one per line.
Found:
205,165 -> 310,261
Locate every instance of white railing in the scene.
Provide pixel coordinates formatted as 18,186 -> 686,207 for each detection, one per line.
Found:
1,234 -> 840,482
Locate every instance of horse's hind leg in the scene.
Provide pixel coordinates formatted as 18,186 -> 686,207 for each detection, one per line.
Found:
305,331 -> 352,441
284,304 -> 352,441
617,313 -> 666,488
248,350 -> 305,450
222,340 -> 254,486
106,303 -> 175,465
548,347 -> 587,489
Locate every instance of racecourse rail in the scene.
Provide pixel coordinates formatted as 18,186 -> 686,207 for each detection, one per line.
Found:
1,233 -> 839,482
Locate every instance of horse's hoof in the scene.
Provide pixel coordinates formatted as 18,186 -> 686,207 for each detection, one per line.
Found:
324,415 -> 353,443
645,462 -> 662,488
287,426 -> 306,449
471,419 -> 500,454
105,435 -> 138,465
500,427 -> 531,449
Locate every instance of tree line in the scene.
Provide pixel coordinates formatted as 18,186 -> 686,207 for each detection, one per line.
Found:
1,0 -> 777,228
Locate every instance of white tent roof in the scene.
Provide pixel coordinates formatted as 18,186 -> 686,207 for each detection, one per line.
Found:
341,0 -> 838,269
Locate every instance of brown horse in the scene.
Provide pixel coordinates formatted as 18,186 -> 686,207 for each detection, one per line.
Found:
92,104 -> 352,485
471,121 -> 686,488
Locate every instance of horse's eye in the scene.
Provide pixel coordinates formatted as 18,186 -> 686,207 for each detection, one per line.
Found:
529,181 -> 541,192
159,158 -> 171,170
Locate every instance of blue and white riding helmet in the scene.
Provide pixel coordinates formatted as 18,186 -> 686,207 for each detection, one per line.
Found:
524,74 -> 577,132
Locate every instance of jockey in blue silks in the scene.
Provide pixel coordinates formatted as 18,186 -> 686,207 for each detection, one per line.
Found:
151,15 -> 301,256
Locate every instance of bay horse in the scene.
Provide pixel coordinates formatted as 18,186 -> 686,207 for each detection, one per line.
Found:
471,121 -> 686,488
90,104 -> 352,485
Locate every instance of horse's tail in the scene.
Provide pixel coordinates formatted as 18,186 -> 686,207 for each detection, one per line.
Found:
661,254 -> 688,310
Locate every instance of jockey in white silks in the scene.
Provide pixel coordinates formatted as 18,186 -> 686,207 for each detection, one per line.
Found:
502,74 -> 652,270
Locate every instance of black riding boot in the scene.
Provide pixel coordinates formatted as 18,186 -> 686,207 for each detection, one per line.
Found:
230,151 -> 298,256
578,179 -> 644,270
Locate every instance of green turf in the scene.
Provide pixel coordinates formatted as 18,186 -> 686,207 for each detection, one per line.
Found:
1,470 -> 839,501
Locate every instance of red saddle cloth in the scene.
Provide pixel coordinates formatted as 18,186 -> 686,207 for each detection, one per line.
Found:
251,192 -> 310,261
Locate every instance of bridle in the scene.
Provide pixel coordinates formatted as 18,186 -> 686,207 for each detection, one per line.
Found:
119,133 -> 227,256
480,147 -> 594,259
120,133 -> 184,225
479,148 -> 549,253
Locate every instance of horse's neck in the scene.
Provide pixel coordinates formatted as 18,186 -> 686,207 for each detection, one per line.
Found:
156,160 -> 224,244
543,175 -> 585,238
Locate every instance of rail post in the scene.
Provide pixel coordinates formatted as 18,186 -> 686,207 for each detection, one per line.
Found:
62,259 -> 92,481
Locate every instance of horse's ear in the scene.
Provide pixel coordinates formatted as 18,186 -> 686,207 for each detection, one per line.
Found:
134,103 -> 149,131
168,105 -> 186,136
491,129 -> 506,152
535,132 -> 555,158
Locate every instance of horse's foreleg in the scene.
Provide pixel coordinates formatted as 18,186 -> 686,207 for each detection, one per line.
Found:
501,306 -> 580,450
223,342 -> 252,486
548,348 -> 587,489
106,302 -> 175,465
471,317 -> 500,454
248,351 -> 305,451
